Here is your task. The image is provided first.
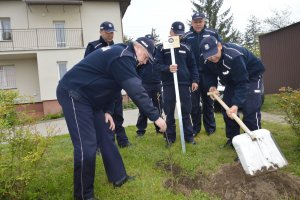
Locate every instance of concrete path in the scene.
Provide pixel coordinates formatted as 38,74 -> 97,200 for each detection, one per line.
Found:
36,109 -> 140,136
36,109 -> 287,136
261,111 -> 287,124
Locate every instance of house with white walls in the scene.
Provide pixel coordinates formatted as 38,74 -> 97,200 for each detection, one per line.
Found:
0,0 -> 131,116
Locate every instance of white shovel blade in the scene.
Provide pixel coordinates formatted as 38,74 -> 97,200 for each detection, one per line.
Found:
232,129 -> 288,175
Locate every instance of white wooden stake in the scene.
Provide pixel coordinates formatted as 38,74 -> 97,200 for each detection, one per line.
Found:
163,36 -> 186,154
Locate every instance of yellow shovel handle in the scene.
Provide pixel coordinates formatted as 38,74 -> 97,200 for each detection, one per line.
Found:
207,92 -> 256,140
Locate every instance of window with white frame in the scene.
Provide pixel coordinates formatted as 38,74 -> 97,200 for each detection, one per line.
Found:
0,66 -> 16,89
57,61 -> 67,79
54,21 -> 66,47
0,18 -> 12,41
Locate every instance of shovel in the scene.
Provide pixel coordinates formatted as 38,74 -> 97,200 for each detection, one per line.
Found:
208,91 -> 288,175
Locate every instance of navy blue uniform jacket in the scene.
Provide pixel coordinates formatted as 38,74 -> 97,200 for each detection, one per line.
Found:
137,47 -> 161,85
203,43 -> 265,107
155,43 -> 199,86
137,61 -> 161,85
59,43 -> 160,121
84,36 -> 114,58
183,27 -> 221,72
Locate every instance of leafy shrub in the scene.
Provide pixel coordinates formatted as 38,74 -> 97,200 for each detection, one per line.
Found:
278,87 -> 300,137
0,90 -> 52,199
41,112 -> 64,121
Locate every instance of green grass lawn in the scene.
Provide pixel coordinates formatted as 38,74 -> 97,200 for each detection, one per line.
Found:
261,94 -> 284,114
24,114 -> 300,200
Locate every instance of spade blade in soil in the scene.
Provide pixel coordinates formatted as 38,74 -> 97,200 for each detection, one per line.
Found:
232,129 -> 288,176
207,91 -> 288,176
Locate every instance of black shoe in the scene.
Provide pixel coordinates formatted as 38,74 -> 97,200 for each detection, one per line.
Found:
136,130 -> 145,136
234,156 -> 240,162
223,139 -> 233,148
113,175 -> 135,188
119,142 -> 132,148
186,139 -> 196,145
165,140 -> 175,148
136,133 -> 145,137
207,130 -> 215,136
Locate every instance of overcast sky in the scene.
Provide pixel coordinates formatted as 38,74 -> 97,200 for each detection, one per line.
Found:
122,0 -> 300,41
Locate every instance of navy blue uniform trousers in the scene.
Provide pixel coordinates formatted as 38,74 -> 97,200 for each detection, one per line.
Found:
112,94 -> 129,146
163,85 -> 193,142
191,74 -> 216,134
136,83 -> 162,134
57,85 -> 127,199
222,78 -> 263,139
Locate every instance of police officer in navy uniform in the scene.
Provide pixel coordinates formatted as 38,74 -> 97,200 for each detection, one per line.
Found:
84,21 -> 115,57
199,36 -> 265,147
136,34 -> 162,136
84,21 -> 131,148
156,21 -> 199,145
57,37 -> 167,200
183,13 -> 222,136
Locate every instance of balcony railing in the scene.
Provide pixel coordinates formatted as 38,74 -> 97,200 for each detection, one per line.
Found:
0,28 -> 84,51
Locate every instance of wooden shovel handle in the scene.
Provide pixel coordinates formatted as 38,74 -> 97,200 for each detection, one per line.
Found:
207,92 -> 256,139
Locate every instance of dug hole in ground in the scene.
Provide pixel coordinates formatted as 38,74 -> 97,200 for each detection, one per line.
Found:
157,161 -> 300,199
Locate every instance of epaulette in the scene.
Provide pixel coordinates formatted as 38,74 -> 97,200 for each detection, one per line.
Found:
155,43 -> 164,52
156,43 -> 163,48
205,28 -> 217,34
223,45 -> 244,60
182,31 -> 193,39
94,42 -> 103,49
120,46 -> 135,58
180,43 -> 191,51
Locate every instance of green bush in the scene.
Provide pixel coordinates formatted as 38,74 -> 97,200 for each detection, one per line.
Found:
0,90 -> 52,199
278,87 -> 300,137
41,112 -> 64,121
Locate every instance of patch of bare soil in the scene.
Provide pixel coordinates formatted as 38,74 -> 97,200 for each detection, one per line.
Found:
156,161 -> 300,199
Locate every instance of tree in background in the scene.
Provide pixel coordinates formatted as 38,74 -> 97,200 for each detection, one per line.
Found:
150,28 -> 160,43
123,28 -> 160,44
242,8 -> 295,57
243,15 -> 262,57
191,0 -> 241,43
123,35 -> 133,44
263,8 -> 294,32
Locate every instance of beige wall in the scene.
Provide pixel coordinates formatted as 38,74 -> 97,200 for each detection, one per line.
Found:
0,57 -> 41,102
36,49 -> 84,101
26,5 -> 82,28
16,58 -> 41,101
0,1 -> 28,29
81,1 -> 123,44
